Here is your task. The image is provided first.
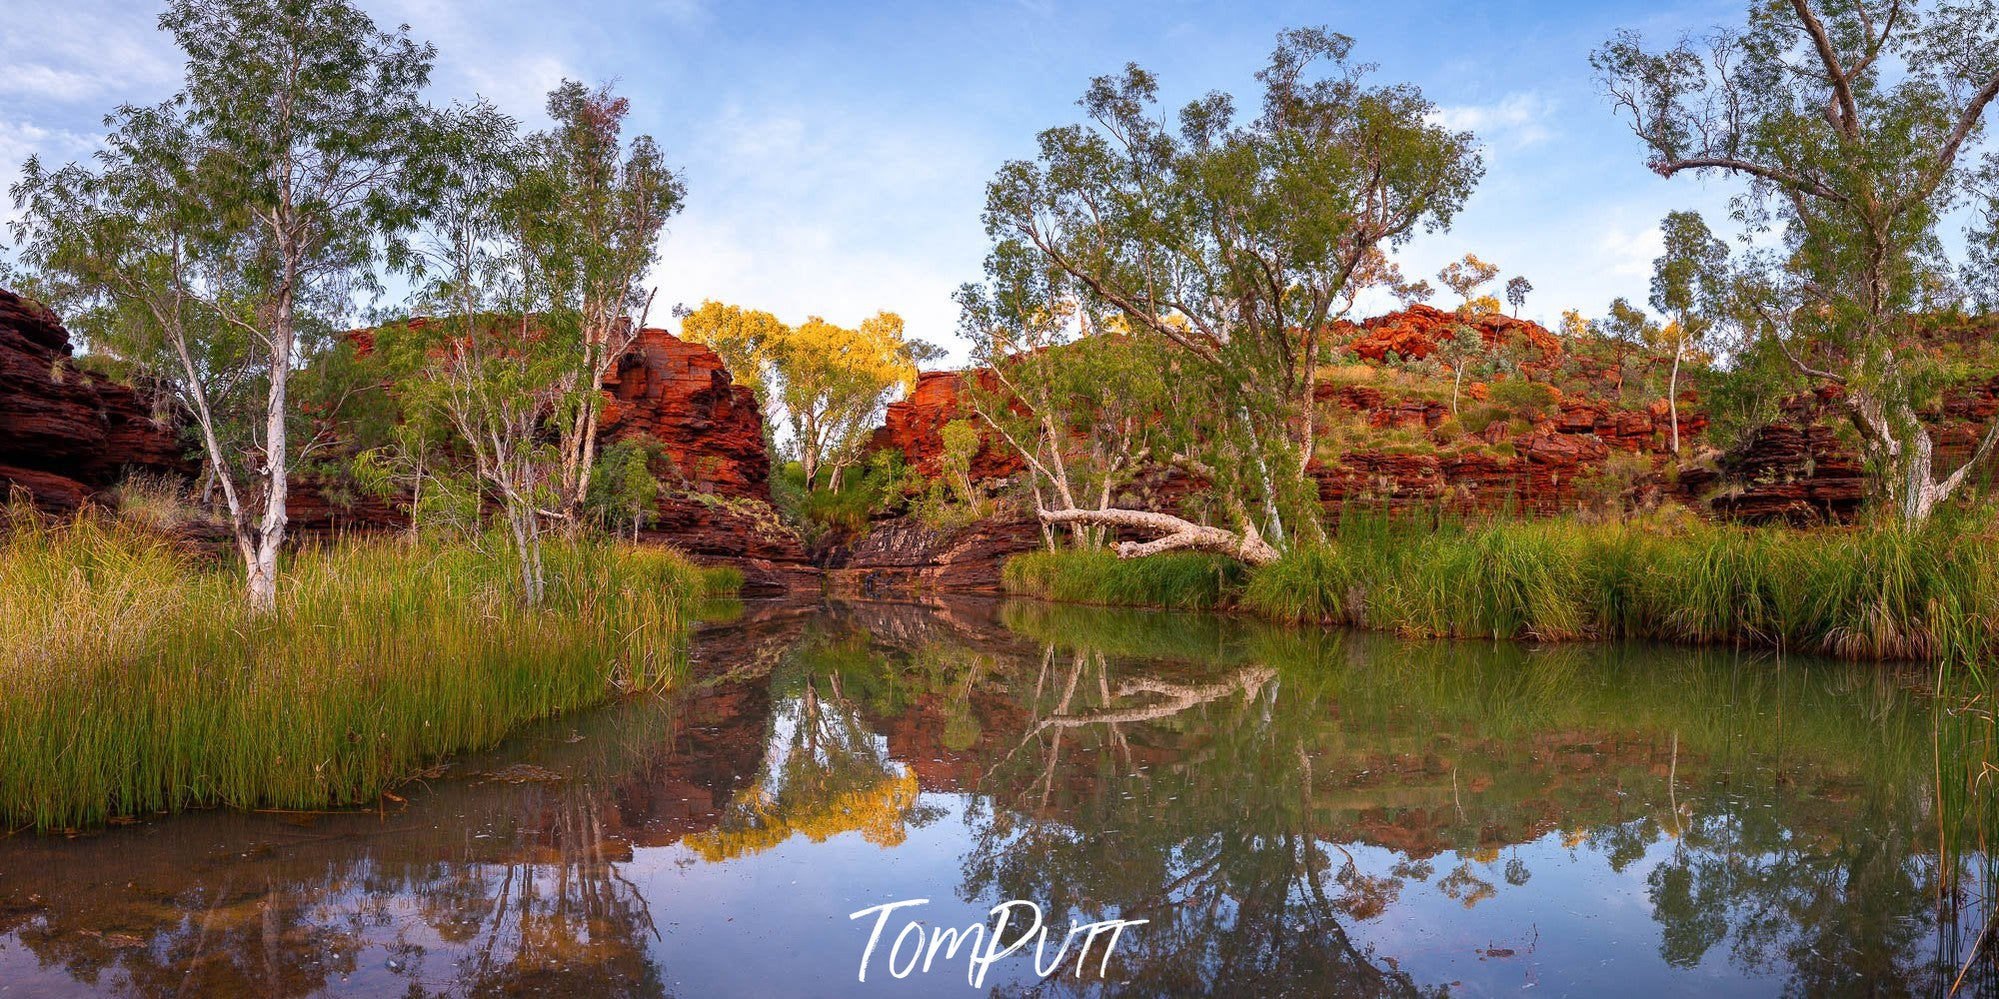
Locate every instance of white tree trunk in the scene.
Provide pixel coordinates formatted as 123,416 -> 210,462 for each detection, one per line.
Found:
1039,507 -> 1280,566
1667,345 -> 1682,455
246,286 -> 295,614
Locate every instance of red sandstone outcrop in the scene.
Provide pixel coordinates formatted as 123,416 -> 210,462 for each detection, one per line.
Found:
600,327 -> 773,501
868,369 -> 1023,481
0,288 -> 190,510
823,515 -> 1046,594
1342,304 -> 1564,366
316,321 -> 810,583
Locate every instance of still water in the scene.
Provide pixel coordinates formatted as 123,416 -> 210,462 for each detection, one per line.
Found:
0,597 -> 1985,997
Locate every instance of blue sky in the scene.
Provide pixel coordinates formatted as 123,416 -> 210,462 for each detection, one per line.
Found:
0,0 -> 1756,362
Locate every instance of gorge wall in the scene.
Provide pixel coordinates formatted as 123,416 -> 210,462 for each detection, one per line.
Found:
0,289 -> 190,511
328,320 -> 813,590
867,308 -> 1708,528
0,293 -> 811,589
14,284 -> 1997,598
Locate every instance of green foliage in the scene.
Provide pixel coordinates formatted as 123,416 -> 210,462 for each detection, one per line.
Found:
0,510 -> 737,830
1484,379 -> 1559,421
774,450 -> 911,536
504,80 -> 684,514
587,435 -> 668,538
978,26 -> 1483,548
1594,3 -> 1999,522
1002,548 -> 1246,611
8,0 -> 448,606
937,419 -> 980,503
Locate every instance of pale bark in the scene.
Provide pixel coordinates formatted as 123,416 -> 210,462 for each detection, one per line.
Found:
1667,344 -> 1682,455
1038,507 -> 1280,566
245,273 -> 296,614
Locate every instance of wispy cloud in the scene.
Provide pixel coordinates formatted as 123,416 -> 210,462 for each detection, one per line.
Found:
1430,92 -> 1557,150
1597,223 -> 1665,282
649,100 -> 992,361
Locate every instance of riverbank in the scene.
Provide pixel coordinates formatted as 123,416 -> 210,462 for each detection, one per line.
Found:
1002,512 -> 1998,666
0,513 -> 739,831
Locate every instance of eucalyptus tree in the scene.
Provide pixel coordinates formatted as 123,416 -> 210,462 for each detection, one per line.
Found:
503,81 -> 684,519
776,312 -> 937,491
368,101 -> 582,603
676,299 -> 789,408
1435,253 -> 1502,415
1593,0 -> 1999,524
1506,275 -> 1534,317
982,27 -> 1481,562
1650,211 -> 1730,455
12,0 -> 441,611
954,243 -> 1171,549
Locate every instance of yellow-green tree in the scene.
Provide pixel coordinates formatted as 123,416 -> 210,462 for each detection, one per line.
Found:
776,312 -> 933,491
676,299 -> 788,407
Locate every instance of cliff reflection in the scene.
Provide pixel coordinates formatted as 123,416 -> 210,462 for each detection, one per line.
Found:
0,597 -> 1978,997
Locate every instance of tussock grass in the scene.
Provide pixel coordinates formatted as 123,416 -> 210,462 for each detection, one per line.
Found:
1005,511 -> 1999,664
1001,547 -> 1245,611
0,511 -> 736,831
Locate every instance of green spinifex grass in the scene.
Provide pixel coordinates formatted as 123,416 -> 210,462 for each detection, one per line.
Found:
1004,511 -> 1999,665
0,514 -> 736,831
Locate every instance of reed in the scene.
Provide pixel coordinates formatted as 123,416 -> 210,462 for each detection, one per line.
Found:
1002,547 -> 1244,610
0,511 -> 736,831
1004,511 -> 1999,665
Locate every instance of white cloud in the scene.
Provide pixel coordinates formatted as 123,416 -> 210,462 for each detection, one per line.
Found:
1429,92 -> 1557,150
646,100 -> 993,365
460,54 -> 577,122
0,65 -> 112,103
1597,224 -> 1665,282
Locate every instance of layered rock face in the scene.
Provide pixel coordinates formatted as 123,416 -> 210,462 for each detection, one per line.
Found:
0,288 -> 190,510
822,515 -> 1046,595
1677,376 -> 1999,523
860,314 -> 1705,528
600,328 -> 807,588
601,327 -> 773,501
1344,304 -> 1564,366
334,321 -> 809,584
868,370 -> 1023,481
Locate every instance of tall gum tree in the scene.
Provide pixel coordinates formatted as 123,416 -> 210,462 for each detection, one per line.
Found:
12,0 -> 441,611
954,243 -> 1170,549
1593,0 -> 1999,525
775,312 -> 935,491
980,27 -> 1481,563
504,81 -> 683,520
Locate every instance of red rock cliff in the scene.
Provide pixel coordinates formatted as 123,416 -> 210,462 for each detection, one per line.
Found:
1344,303 -> 1564,366
0,288 -> 190,510
868,370 -> 1023,481
600,327 -> 773,502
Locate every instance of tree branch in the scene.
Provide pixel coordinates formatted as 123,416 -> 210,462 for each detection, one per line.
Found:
1038,506 -> 1280,565
1653,156 -> 1844,201
1791,0 -> 1861,139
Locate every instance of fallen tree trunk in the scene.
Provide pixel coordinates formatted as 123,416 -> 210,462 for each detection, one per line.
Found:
1038,507 -> 1280,566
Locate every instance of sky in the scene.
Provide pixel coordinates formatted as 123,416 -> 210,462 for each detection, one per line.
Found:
0,0 -> 1759,364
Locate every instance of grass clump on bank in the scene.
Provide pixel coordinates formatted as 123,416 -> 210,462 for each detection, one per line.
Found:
1002,547 -> 1247,611
1004,511 -> 1999,664
0,512 -> 738,832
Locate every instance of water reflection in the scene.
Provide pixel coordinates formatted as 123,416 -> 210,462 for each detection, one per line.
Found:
0,597 -> 1983,996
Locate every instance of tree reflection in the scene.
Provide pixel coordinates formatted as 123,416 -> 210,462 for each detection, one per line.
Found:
685,668 -> 921,860
0,703 -> 685,998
